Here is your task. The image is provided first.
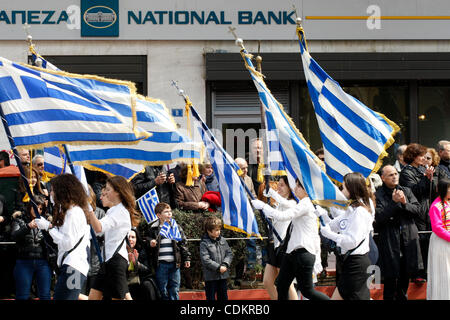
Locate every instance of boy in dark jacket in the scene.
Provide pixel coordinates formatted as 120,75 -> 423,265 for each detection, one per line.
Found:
200,216 -> 233,301
142,202 -> 190,300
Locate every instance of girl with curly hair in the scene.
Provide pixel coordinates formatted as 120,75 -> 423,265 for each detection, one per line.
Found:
33,173 -> 91,300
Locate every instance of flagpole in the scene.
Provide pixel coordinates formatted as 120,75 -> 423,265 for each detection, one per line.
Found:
171,82 -> 282,242
0,103 -> 41,218
0,103 -> 64,260
62,144 -> 104,264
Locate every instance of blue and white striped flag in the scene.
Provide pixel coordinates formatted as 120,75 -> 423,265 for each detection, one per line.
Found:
43,146 -> 68,176
240,49 -> 348,207
160,218 -> 182,242
136,187 -> 159,223
28,52 -> 201,180
0,56 -> 148,149
190,104 -> 260,238
297,27 -> 400,183
42,146 -> 89,193
67,96 -> 201,176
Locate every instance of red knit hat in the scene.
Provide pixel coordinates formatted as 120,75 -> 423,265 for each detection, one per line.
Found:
201,191 -> 221,211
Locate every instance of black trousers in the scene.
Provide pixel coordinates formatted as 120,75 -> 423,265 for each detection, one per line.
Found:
204,279 -> 228,301
383,250 -> 410,300
277,248 -> 330,300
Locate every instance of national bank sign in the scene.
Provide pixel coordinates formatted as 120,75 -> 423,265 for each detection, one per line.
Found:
2,0 -> 449,40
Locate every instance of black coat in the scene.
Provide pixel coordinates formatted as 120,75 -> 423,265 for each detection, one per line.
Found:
10,212 -> 47,260
131,165 -> 176,207
140,219 -> 191,271
374,184 -> 423,278
399,165 -> 434,231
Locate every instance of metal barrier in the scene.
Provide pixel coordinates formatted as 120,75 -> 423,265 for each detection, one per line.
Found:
0,231 -> 434,245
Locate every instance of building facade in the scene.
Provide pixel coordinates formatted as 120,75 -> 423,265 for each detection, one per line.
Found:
1,0 -> 449,162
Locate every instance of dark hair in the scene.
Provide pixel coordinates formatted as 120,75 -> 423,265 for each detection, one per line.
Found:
314,148 -> 324,156
27,194 -> 47,219
343,172 -> 371,213
204,216 -> 222,233
128,227 -> 143,251
19,167 -> 43,195
403,143 -> 427,165
279,176 -> 295,200
155,202 -> 171,215
438,178 -> 450,226
106,175 -> 141,227
0,151 -> 10,167
50,173 -> 90,227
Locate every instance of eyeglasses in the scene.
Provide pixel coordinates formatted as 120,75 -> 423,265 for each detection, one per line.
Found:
36,163 -> 44,167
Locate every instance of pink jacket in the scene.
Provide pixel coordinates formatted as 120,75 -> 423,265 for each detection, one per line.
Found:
429,197 -> 450,242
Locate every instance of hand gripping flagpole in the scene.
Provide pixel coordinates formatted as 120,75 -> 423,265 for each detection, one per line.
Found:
171,81 -> 282,242
62,145 -> 104,264
0,104 -> 41,218
0,103 -> 64,258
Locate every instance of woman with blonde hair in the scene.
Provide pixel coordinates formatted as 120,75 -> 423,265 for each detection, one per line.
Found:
88,175 -> 141,300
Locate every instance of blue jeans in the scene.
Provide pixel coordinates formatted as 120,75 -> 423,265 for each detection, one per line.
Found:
14,259 -> 52,300
53,264 -> 87,300
155,262 -> 180,300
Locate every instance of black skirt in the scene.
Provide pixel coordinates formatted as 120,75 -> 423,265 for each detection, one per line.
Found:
91,253 -> 129,299
266,241 -> 284,268
336,253 -> 371,300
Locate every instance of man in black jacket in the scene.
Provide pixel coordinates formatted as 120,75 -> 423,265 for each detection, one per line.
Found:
375,165 -> 423,300
437,140 -> 450,180
131,165 -> 177,208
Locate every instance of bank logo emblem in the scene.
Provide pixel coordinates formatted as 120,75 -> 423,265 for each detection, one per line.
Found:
81,0 -> 119,37
84,6 -> 117,29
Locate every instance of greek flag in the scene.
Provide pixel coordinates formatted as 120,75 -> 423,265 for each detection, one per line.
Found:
136,187 -> 159,223
42,146 -> 89,193
28,53 -> 201,179
240,50 -> 347,207
160,218 -> 182,242
43,146 -> 68,176
0,57 -> 148,148
190,104 -> 260,238
297,27 -> 400,183
67,96 -> 201,176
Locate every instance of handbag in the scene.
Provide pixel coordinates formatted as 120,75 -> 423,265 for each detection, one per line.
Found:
98,235 -> 127,274
54,235 -> 85,275
274,222 -> 293,259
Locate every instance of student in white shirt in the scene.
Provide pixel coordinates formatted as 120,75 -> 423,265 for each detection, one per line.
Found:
260,176 -> 298,300
318,172 -> 374,300
252,179 -> 330,300
34,173 -> 91,300
88,175 -> 140,300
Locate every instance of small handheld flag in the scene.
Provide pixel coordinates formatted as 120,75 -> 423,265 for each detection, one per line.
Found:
137,187 -> 159,223
160,218 -> 182,242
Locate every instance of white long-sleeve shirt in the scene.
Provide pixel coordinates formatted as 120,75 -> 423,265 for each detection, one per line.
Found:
49,206 -> 91,276
328,205 -> 373,255
268,191 -> 297,248
100,202 -> 131,262
263,197 -> 320,256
